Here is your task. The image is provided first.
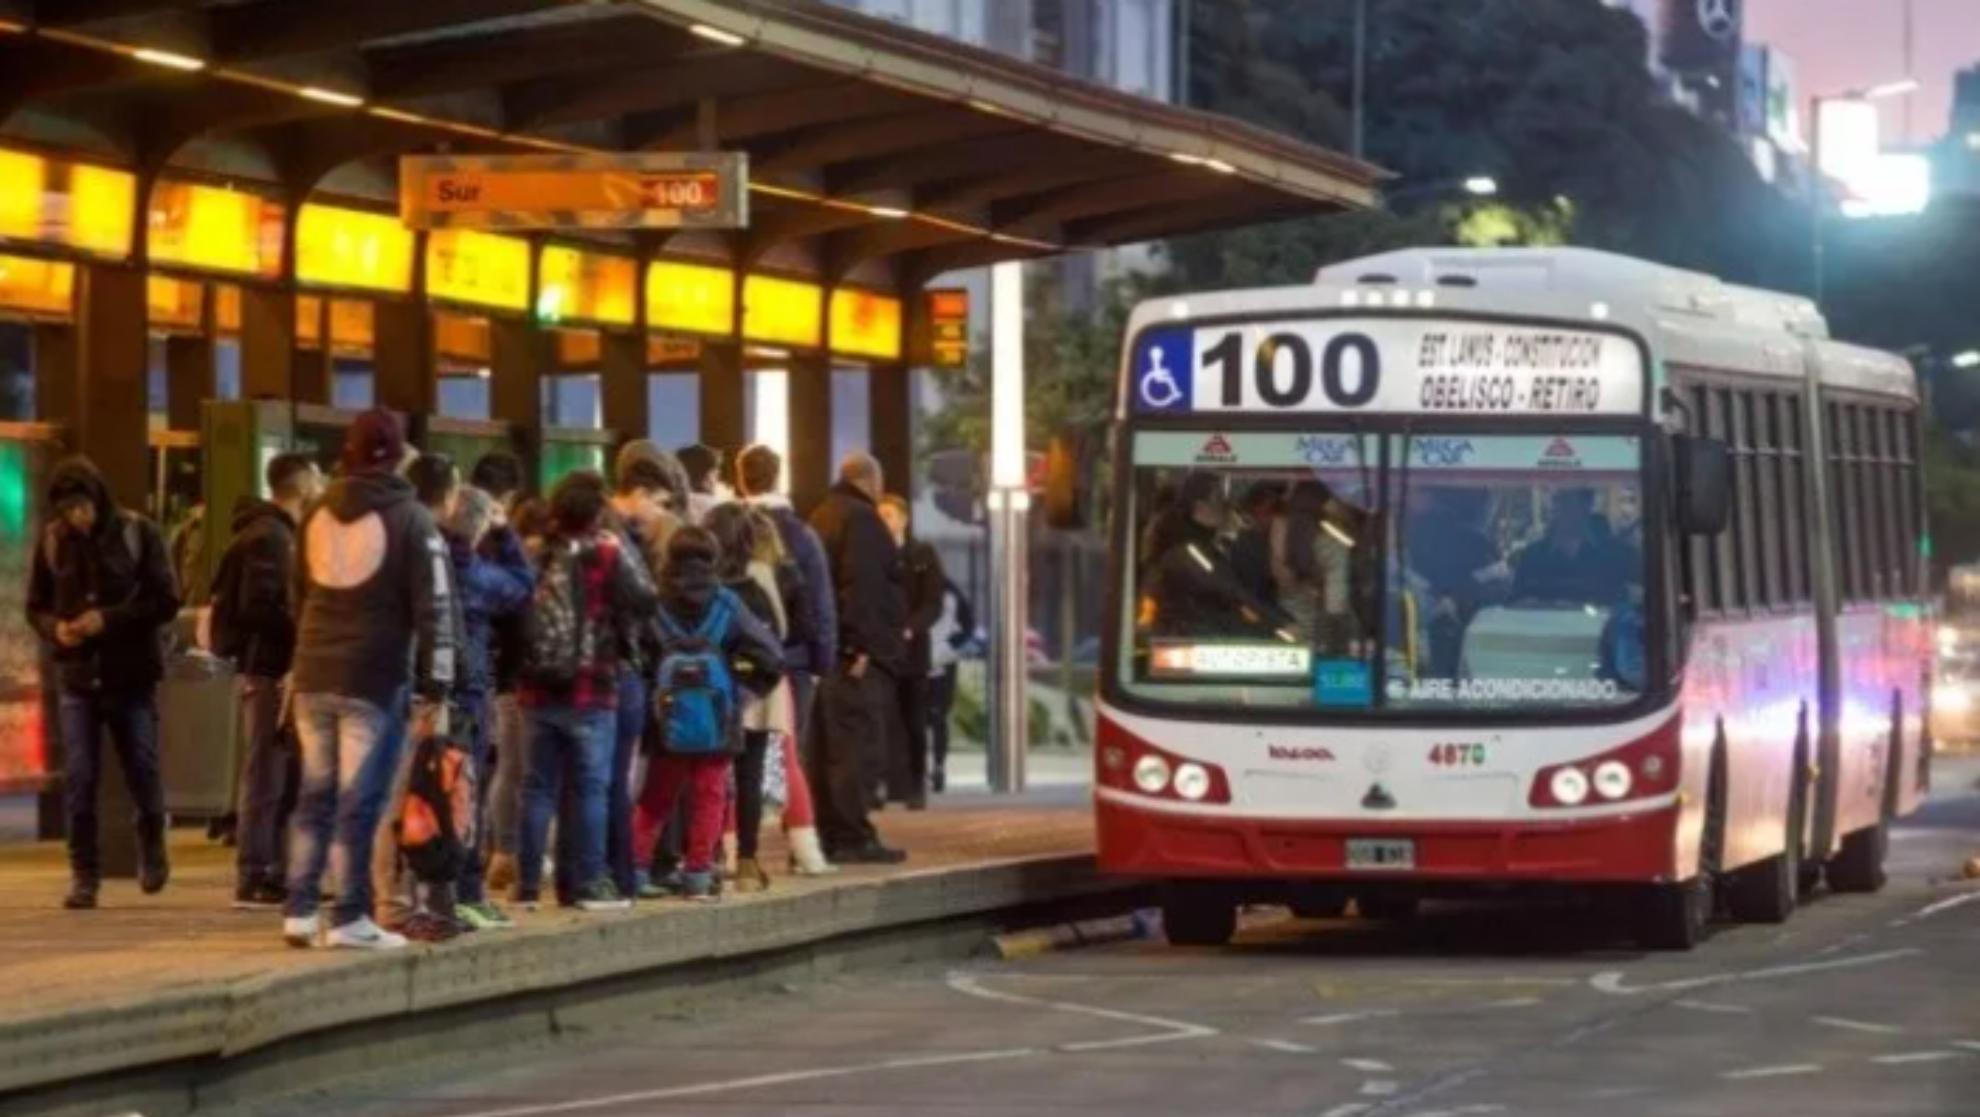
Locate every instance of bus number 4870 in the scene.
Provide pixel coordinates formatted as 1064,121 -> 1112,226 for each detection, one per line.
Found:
1428,743 -> 1486,767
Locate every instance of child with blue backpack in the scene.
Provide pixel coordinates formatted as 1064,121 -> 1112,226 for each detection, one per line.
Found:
634,526 -> 782,901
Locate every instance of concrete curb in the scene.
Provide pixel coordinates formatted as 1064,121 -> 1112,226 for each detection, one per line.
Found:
0,853 -> 1118,1099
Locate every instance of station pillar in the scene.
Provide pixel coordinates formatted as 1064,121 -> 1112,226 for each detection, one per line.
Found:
870,361 -> 912,503
600,329 -> 647,443
699,342 -> 745,455
490,317 -> 548,482
374,300 -> 436,415
164,335 -> 212,432
788,352 -> 831,515
239,286 -> 294,402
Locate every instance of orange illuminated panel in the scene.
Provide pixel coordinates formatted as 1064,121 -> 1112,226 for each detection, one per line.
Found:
0,149 -> 135,258
646,260 -> 733,336
743,273 -> 821,348
426,228 -> 529,311
648,334 -> 703,366
434,312 -> 492,364
296,203 -> 414,294
213,284 -> 242,335
555,328 -> 602,369
329,299 -> 375,355
829,288 -> 901,361
296,294 -> 323,348
538,245 -> 636,327
147,181 -> 284,278
0,253 -> 75,318
927,287 -> 969,367
146,274 -> 205,332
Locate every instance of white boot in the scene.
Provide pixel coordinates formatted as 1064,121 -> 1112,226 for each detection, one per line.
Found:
787,827 -> 837,876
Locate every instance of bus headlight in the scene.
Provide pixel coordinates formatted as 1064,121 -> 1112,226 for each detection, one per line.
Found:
1593,760 -> 1633,801
1173,763 -> 1212,801
1133,754 -> 1172,795
1549,766 -> 1591,807
1937,684 -> 1972,716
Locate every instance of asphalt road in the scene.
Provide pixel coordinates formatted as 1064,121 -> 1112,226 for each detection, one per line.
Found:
299,758 -> 1980,1117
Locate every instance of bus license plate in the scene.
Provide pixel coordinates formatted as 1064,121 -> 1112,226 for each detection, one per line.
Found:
1345,839 -> 1415,870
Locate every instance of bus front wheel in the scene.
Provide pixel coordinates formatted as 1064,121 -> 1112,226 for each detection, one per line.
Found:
1160,883 -> 1237,947
1634,875 -> 1712,950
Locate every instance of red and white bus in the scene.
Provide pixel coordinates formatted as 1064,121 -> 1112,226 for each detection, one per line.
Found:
1081,248 -> 1929,949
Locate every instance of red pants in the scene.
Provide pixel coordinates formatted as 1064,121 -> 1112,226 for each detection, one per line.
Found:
634,754 -> 727,874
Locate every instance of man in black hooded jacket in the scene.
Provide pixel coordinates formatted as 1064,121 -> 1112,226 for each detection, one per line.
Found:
211,452 -> 321,909
27,456 -> 182,910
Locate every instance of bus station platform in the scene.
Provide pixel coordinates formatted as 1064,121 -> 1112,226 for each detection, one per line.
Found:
0,786 -> 1100,1107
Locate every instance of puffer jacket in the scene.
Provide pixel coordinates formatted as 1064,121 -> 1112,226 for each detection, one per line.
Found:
26,457 -> 181,693
447,525 -> 533,699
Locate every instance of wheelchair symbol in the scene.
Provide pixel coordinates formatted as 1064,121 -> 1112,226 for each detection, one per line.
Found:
1139,345 -> 1185,409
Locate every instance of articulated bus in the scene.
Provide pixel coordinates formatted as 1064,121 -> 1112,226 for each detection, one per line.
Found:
1083,248 -> 1929,950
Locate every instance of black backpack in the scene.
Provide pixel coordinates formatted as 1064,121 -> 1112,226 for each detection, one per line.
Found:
522,542 -> 592,689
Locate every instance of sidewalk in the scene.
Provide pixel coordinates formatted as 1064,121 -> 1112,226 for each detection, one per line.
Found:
0,788 -> 1097,1100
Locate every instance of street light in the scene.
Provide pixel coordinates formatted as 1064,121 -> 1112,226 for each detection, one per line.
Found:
1463,176 -> 1499,197
1809,78 -> 1919,305
1953,350 -> 1980,370
1383,174 -> 1498,209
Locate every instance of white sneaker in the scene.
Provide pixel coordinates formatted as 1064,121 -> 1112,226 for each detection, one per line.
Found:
283,913 -> 321,949
326,916 -> 408,950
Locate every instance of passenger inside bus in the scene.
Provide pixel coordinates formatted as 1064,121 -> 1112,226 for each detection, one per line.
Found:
1271,480 -> 1364,655
1228,481 -> 1284,609
1138,471 -> 1277,639
1404,487 -> 1510,677
1511,488 -> 1629,606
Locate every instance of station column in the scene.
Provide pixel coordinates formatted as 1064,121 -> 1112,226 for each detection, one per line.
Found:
699,341 -> 745,454
600,329 -> 647,441
870,361 -> 911,503
788,353 -> 831,514
374,299 -> 436,414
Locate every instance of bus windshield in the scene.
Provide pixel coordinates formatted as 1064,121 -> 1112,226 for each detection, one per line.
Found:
1121,429 -> 1648,717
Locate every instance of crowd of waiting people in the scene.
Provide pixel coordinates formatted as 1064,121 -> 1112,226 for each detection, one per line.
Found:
33,408 -> 975,950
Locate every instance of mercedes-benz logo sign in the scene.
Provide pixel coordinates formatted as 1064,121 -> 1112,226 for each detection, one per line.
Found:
1696,0 -> 1739,41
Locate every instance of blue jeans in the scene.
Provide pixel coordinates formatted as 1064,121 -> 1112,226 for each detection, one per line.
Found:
455,692 -> 493,904
58,687 -> 165,882
285,692 -> 405,926
609,671 -> 648,896
519,705 -> 616,897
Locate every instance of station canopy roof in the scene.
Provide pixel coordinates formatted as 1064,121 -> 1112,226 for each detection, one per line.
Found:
0,0 -> 1381,290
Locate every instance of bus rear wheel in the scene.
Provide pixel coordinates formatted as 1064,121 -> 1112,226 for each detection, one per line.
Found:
1161,883 -> 1237,947
1826,820 -> 1889,893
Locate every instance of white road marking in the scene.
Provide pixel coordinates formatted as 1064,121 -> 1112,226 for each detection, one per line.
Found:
1401,976 -> 1576,988
1252,1039 -> 1317,1054
1319,1105 -> 1372,1117
947,972 -> 1217,1051
1341,1058 -> 1394,1073
1587,1087 -> 1648,1098
1813,1016 -> 1904,1035
1722,1063 -> 1823,1080
1304,1010 -> 1401,1026
1590,948 -> 1921,996
1674,999 -> 1753,1015
1360,1080 -> 1400,1097
433,1047 -> 1039,1117
1912,890 -> 1980,920
1407,1108 -> 1508,1117
1951,1041 -> 1980,1053
1475,996 -> 1542,1009
1870,1051 -> 1972,1065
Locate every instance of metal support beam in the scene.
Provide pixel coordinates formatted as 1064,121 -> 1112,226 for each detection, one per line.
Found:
786,351 -> 831,517
238,285 -> 294,401
164,334 -> 210,432
698,341 -> 745,454
869,359 -> 911,506
210,0 -> 548,63
373,299 -> 436,415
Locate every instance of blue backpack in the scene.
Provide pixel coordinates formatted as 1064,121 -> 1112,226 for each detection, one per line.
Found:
655,593 -> 739,755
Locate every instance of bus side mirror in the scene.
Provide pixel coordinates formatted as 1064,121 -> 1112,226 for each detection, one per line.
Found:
1674,434 -> 1731,536
1043,427 -> 1087,531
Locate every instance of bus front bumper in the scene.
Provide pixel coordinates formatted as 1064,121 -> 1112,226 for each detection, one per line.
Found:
1096,793 -> 1680,884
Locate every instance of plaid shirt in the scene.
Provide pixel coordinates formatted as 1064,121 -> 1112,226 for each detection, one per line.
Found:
518,533 -> 633,712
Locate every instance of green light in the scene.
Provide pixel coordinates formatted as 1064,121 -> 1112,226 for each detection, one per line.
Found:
0,442 -> 29,541
536,283 -> 566,323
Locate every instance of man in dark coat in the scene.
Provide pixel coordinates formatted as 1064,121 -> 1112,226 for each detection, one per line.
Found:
210,451 -> 321,909
806,453 -> 907,864
27,455 -> 182,909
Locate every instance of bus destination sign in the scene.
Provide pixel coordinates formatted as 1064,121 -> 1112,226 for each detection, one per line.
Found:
400,153 -> 748,232
1130,319 -> 1641,417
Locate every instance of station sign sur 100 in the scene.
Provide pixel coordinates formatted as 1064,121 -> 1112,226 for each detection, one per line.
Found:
1131,319 -> 1640,417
